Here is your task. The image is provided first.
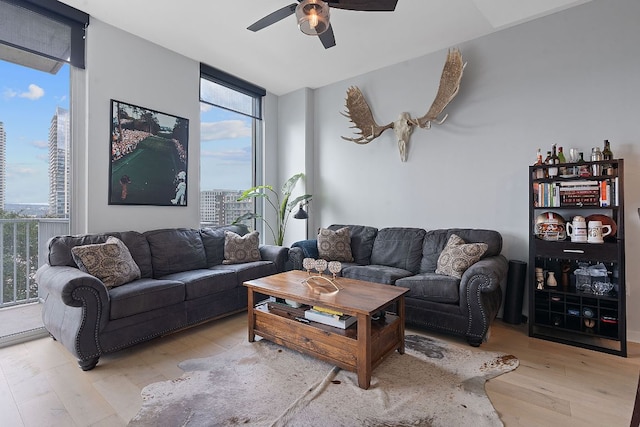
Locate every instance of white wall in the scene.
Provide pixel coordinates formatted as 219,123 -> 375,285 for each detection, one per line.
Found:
277,88 -> 315,246
281,0 -> 640,340
75,19 -> 201,234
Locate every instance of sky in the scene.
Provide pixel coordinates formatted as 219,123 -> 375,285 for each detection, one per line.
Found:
0,59 -> 255,205
0,60 -> 69,204
200,103 -> 253,192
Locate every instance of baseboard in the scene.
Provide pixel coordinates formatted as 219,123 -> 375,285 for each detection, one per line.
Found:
0,327 -> 49,349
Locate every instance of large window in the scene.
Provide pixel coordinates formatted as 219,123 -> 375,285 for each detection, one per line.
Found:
0,0 -> 88,220
0,0 -> 86,318
0,61 -> 69,217
199,64 -> 265,227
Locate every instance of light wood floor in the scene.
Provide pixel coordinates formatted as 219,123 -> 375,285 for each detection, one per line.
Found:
0,313 -> 637,426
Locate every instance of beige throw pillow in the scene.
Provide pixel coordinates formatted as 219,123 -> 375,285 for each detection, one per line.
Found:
223,231 -> 261,264
71,236 -> 141,288
317,227 -> 354,262
435,234 -> 488,279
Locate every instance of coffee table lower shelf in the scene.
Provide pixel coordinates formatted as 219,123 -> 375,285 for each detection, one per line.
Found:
250,302 -> 404,389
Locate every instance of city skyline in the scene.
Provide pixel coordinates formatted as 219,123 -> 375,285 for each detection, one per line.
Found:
0,59 -> 254,207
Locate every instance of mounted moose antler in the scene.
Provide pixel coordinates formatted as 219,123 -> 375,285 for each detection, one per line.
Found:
341,48 -> 465,162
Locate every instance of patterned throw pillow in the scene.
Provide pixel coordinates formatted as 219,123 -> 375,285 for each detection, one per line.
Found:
435,234 -> 488,279
223,231 -> 261,264
317,227 -> 354,262
71,236 -> 141,288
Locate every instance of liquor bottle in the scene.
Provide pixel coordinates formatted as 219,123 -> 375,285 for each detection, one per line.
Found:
534,148 -> 544,179
535,148 -> 543,165
602,139 -> 613,175
557,146 -> 567,175
577,152 -> 590,177
548,145 -> 559,178
557,146 -> 566,163
544,151 -> 551,178
602,139 -> 613,160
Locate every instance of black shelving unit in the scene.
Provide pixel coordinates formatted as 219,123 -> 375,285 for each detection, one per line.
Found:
528,159 -> 626,356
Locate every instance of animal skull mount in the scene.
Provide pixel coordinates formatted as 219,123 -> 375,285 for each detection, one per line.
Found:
341,48 -> 466,162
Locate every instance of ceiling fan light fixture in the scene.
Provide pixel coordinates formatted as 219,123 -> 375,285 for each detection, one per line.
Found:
296,0 -> 330,36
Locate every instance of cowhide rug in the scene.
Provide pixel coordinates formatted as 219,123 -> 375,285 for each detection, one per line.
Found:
129,334 -> 518,426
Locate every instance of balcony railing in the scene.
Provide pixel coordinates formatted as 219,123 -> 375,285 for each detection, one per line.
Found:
0,218 -> 69,308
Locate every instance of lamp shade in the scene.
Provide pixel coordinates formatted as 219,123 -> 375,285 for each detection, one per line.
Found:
295,0 -> 330,36
294,203 -> 309,219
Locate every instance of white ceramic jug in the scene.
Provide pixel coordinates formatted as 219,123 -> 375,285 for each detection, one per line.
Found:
587,220 -> 612,243
566,216 -> 587,243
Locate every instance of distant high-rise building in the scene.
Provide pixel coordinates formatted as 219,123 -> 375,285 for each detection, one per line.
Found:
200,189 -> 252,226
0,121 -> 5,211
48,107 -> 70,218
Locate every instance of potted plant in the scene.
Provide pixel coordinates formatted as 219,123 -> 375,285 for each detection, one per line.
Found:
234,173 -> 312,246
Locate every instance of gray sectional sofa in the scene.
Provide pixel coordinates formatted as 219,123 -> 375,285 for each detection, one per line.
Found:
35,224 -> 288,371
289,225 -> 508,346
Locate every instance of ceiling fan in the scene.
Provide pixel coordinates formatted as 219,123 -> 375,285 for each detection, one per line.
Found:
247,0 -> 399,49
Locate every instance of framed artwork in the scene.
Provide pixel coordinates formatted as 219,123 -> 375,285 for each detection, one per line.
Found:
109,100 -> 189,206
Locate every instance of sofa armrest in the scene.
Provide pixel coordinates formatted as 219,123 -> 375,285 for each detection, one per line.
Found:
291,239 -> 319,258
288,247 -> 303,271
35,264 -> 110,367
288,239 -> 319,271
259,245 -> 289,273
36,264 -> 110,309
458,254 -> 508,344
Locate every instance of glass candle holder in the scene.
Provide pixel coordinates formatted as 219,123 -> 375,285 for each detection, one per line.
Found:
314,259 -> 328,275
328,261 -> 342,279
302,258 -> 315,274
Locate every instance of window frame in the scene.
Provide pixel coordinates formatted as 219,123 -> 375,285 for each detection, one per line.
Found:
199,64 -> 266,230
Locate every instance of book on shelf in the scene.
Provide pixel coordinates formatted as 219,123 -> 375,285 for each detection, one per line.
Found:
558,180 -> 599,187
304,308 -> 356,329
311,306 -> 344,316
533,179 -> 616,208
266,300 -> 309,318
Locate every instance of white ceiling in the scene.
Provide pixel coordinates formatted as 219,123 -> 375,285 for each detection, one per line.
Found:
58,0 -> 591,96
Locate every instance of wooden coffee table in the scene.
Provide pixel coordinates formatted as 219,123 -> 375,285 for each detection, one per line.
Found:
244,270 -> 408,389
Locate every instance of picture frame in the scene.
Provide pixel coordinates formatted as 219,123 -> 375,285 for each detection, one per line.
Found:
109,100 -> 189,206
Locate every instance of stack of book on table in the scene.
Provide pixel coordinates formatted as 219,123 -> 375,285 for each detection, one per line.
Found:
304,306 -> 356,329
266,300 -> 309,319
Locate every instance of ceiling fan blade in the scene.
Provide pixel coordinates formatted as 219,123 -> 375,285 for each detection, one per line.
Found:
247,3 -> 298,32
318,24 -> 336,49
327,0 -> 398,12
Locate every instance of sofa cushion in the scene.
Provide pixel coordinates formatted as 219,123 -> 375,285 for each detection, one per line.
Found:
370,227 -> 426,273
71,236 -> 141,288
47,231 -> 152,278
144,228 -> 207,277
436,234 -> 488,279
223,231 -> 261,264
200,224 -> 249,267
108,231 -> 154,279
396,273 -> 460,304
342,265 -> 413,285
328,224 -> 378,265
317,227 -> 354,262
160,269 -> 238,300
420,229 -> 502,273
210,261 -> 277,284
108,278 -> 185,319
